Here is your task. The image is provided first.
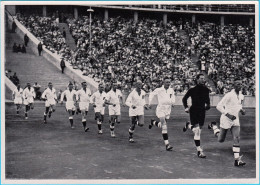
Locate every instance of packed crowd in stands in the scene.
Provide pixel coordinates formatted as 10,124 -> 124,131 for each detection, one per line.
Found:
15,12 -> 255,96
188,21 -> 255,95
16,13 -> 71,57
66,15 -> 206,94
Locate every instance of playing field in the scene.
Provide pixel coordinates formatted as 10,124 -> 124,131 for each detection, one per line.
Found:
5,103 -> 256,180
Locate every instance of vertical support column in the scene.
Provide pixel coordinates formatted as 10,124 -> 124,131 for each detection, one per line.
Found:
220,15 -> 225,27
192,14 -> 196,24
158,4 -> 161,9
134,11 -> 138,23
249,17 -> 254,27
104,9 -> 108,21
163,13 -> 167,27
74,7 -> 78,19
43,5 -> 47,17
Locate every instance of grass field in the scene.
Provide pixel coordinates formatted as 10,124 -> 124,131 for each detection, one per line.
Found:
4,102 -> 256,180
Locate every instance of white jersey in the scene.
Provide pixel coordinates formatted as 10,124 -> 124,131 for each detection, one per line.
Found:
217,89 -> 244,128
90,91 -> 107,107
13,87 -> 23,104
76,88 -> 92,103
61,89 -> 77,102
41,88 -> 57,106
106,89 -> 123,116
23,87 -> 35,105
106,89 -> 123,106
41,88 -> 57,102
90,91 -> 107,113
125,89 -> 146,116
149,86 -> 175,106
149,86 -> 175,119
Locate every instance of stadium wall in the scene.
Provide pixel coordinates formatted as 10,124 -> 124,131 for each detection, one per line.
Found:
6,11 -> 98,93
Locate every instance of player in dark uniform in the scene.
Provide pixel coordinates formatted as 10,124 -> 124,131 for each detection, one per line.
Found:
182,74 -> 210,158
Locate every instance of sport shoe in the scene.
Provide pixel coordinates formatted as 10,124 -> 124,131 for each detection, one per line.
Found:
111,132 -> 116,138
208,121 -> 216,129
43,120 -> 47,124
25,117 -> 28,120
234,155 -> 246,167
98,130 -> 103,134
198,151 -> 206,158
149,119 -> 154,129
129,138 -> 135,143
166,144 -> 173,151
71,126 -> 75,129
84,127 -> 89,132
183,121 -> 190,132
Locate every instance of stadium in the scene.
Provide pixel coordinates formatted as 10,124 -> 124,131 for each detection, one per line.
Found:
2,2 -> 258,183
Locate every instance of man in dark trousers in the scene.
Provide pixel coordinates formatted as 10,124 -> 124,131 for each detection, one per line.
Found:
38,42 -> 43,56
182,74 -> 211,158
24,33 -> 29,47
60,57 -> 66,73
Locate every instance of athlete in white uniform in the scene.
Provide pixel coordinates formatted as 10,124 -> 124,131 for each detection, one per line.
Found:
209,80 -> 246,166
76,82 -> 92,132
23,83 -> 36,119
105,82 -> 124,138
12,84 -> 23,115
125,80 -> 148,143
148,77 -> 175,151
90,83 -> 107,134
41,82 -> 57,123
60,82 -> 77,128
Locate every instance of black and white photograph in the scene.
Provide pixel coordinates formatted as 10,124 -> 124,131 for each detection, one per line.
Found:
1,1 -> 259,184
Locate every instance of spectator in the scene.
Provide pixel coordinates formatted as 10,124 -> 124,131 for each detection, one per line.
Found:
38,42 -> 43,56
24,33 -> 29,47
60,57 -> 66,73
12,43 -> 18,53
33,82 -> 41,100
21,44 -> 26,53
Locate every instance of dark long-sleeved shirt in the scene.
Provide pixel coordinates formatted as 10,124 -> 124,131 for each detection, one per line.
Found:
182,85 -> 210,111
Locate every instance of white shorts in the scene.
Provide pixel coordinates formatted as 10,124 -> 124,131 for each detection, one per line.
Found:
156,105 -> 171,119
79,102 -> 89,111
108,105 -> 120,116
45,99 -> 56,107
24,98 -> 34,105
14,98 -> 22,105
66,101 -> 76,111
220,114 -> 240,129
129,106 -> 144,117
94,105 -> 105,115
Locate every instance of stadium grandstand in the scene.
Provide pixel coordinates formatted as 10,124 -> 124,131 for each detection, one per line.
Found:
6,4 -> 255,96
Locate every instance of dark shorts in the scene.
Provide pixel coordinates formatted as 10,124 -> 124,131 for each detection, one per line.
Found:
189,107 -> 206,126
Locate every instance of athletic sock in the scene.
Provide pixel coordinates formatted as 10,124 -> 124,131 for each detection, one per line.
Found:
233,145 -> 240,159
69,116 -> 73,127
162,133 -> 169,145
194,140 -> 202,151
44,112 -> 47,121
82,119 -> 86,128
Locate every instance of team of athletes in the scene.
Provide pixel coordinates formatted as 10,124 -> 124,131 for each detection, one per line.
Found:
12,74 -> 246,167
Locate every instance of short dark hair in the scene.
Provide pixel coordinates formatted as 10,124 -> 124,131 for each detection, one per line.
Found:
196,74 -> 204,79
164,76 -> 171,81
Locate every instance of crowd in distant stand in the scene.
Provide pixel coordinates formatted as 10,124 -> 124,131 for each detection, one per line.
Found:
188,22 -> 255,95
15,12 -> 255,96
